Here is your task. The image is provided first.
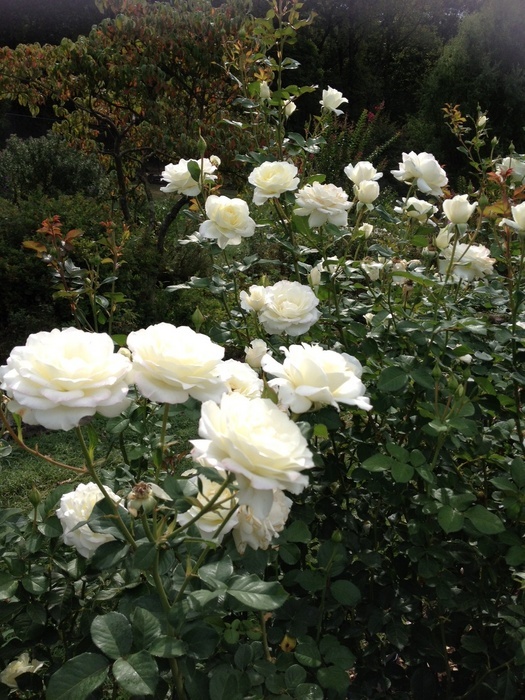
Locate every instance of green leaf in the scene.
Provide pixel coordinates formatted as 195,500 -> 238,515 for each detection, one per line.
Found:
377,366 -> 408,393
227,574 -> 288,610
132,607 -> 162,651
283,519 -> 311,543
199,557 -> 234,588
186,160 -> 201,183
182,624 -> 220,659
316,666 -> 351,692
46,653 -> 109,700
362,454 -> 391,472
285,664 -> 307,689
148,636 -> 186,658
465,505 -> 505,534
391,461 -> 414,483
132,542 -> 158,570
438,505 -> 464,533
91,612 -> 132,660
294,684 -> 324,700
330,579 -> 361,606
113,651 -> 158,696
294,641 -> 322,668
91,540 -> 130,570
0,572 -> 18,601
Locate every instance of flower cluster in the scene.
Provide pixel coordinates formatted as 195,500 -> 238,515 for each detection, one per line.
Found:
241,280 -> 321,336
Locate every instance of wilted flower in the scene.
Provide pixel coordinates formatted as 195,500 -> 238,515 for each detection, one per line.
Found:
0,328 -> 131,431
394,196 -> 438,223
191,393 -> 314,517
222,359 -> 263,398
500,202 -> 525,231
127,323 -> 227,404
258,280 -> 321,336
320,86 -> 348,116
248,161 -> 300,205
262,343 -> 372,414
438,243 -> 495,281
56,482 -> 122,558
125,481 -> 173,517
344,161 -> 382,185
245,339 -> 269,369
198,195 -> 256,249
233,489 -> 292,554
176,472 -> 238,543
294,182 -> 352,227
354,180 -> 380,205
443,194 -> 477,224
0,653 -> 44,689
160,157 -> 219,196
391,151 -> 448,197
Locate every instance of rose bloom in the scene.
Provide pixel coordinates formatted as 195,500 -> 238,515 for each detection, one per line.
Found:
176,472 -> 238,543
391,151 -> 448,197
500,202 -> 525,231
0,653 -> 44,689
127,323 -> 227,404
320,86 -> 348,116
245,339 -> 269,369
284,99 -> 296,118
443,194 -> 477,224
248,161 -> 300,205
361,260 -> 384,281
222,359 -> 263,398
258,280 -> 321,336
240,284 -> 268,313
259,80 -> 271,99
358,222 -> 374,238
56,482 -> 122,558
160,157 -> 219,196
262,343 -> 372,414
191,393 -> 314,517
435,226 -> 455,250
0,328 -> 131,431
233,489 -> 292,554
438,243 -> 495,281
497,155 -> 525,184
354,180 -> 380,204
344,161 -> 382,185
294,182 -> 352,227
198,195 -> 256,249
394,196 -> 438,222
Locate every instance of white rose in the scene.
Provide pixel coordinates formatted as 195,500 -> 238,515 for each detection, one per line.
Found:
391,259 -> 408,285
262,343 -> 371,414
284,99 -> 297,118
391,151 -> 448,197
308,263 -> 322,288
500,201 -> 525,231
344,161 -> 382,185
394,196 -> 438,222
127,323 -> 227,404
222,359 -> 263,398
294,182 -> 352,227
259,80 -> 271,100
245,339 -> 269,369
435,226 -> 455,250
198,195 -> 256,249
497,155 -> 525,184
354,180 -> 380,204
56,482 -> 122,558
233,489 -> 292,554
443,194 -> 477,224
240,284 -> 268,313
358,222 -> 374,238
320,86 -> 348,116
0,653 -> 45,689
258,280 -> 321,336
160,157 -> 219,196
438,243 -> 495,281
191,393 -> 314,516
248,161 -> 300,205
361,260 -> 384,281
176,472 -> 238,543
0,328 -> 131,431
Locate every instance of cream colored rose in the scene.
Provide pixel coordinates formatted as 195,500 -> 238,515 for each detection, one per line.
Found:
262,343 -> 371,414
259,80 -> 271,100
438,243 -> 495,281
320,86 -> 348,116
233,489 -> 292,554
443,194 -> 477,224
240,285 -> 268,313
248,161 -> 299,205
191,393 -> 315,512
354,180 -> 380,204
294,182 -> 352,227
497,155 -> 525,184
391,151 -> 448,197
245,339 -> 269,369
500,202 -> 525,231
344,161 -> 382,185
199,195 -> 256,249
361,260 -> 384,281
258,280 -> 321,337
222,359 -> 263,398
176,472 -> 238,543
127,323 -> 227,404
0,653 -> 44,689
160,157 -> 219,196
56,482 -> 122,558
0,327 -> 131,431
394,196 -> 438,222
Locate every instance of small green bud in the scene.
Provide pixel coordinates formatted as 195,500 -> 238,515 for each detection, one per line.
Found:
28,484 -> 42,508
191,306 -> 205,332
331,529 -> 343,543
197,134 -> 207,158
